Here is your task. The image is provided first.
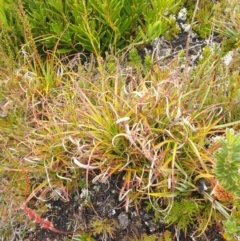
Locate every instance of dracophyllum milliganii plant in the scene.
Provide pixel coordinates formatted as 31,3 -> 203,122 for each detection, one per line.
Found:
1,0 -> 182,56
213,128 -> 240,197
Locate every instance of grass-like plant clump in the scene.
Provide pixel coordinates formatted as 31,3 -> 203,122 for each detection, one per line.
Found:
1,0 -> 240,240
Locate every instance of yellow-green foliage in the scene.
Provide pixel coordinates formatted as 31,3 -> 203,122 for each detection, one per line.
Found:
214,129 -> 240,197
164,199 -> 204,235
1,0 -> 240,240
1,46 -> 240,238
0,0 -> 183,56
213,0 -> 240,51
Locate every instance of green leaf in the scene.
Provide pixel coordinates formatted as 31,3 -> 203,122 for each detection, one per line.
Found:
50,23 -> 63,35
56,48 -> 72,54
48,0 -> 64,13
0,8 -> 9,27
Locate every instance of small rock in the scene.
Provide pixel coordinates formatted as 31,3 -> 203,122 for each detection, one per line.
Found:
118,212 -> 129,229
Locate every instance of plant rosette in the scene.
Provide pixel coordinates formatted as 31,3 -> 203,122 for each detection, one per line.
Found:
213,128 -> 240,197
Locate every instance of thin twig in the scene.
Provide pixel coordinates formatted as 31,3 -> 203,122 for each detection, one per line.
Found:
184,0 -> 200,79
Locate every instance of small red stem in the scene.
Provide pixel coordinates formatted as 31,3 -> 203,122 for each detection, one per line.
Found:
20,202 -> 72,234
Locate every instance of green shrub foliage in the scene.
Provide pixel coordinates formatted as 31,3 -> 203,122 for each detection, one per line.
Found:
0,0 -> 181,55
214,128 -> 240,196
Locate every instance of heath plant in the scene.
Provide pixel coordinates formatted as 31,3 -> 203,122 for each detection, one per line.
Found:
213,128 -> 240,197
0,0 -> 183,56
2,0 -> 240,240
212,129 -> 240,240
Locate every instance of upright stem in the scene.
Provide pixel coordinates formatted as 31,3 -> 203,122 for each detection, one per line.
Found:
184,0 -> 200,79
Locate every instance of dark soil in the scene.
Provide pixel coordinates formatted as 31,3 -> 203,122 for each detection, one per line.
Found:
24,174 -> 226,241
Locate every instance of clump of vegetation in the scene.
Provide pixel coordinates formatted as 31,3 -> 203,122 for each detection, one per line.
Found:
1,0 -> 240,240
0,0 -> 182,56
213,0 -> 240,51
214,128 -> 240,197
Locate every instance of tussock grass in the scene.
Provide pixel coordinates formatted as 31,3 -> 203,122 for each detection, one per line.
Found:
1,0 -> 240,240
1,45 -> 240,239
